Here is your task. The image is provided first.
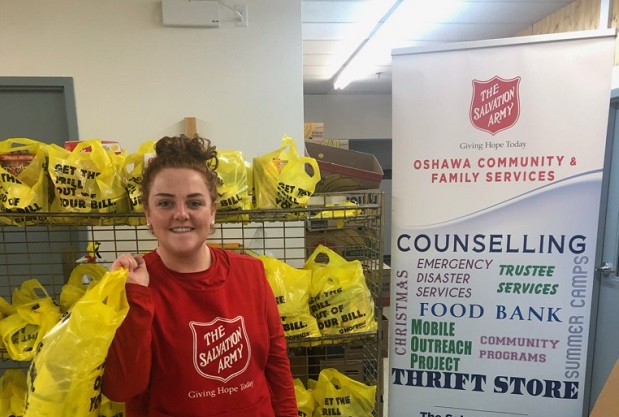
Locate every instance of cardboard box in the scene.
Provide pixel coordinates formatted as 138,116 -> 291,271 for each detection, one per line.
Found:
304,122 -> 324,140
0,152 -> 34,177
305,141 -> 383,192
64,140 -> 122,154
305,138 -> 349,149
590,358 -> 619,416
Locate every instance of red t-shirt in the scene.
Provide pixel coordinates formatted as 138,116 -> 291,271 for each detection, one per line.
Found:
102,246 -> 297,417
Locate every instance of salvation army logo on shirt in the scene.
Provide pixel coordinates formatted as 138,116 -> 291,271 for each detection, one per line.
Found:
470,76 -> 521,135
190,316 -> 251,383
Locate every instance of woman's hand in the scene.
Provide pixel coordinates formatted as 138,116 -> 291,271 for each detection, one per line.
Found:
112,254 -> 149,286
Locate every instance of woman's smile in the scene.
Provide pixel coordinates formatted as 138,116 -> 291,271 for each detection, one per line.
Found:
170,227 -> 194,233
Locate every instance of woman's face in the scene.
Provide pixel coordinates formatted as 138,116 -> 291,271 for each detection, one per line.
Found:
144,167 -> 216,259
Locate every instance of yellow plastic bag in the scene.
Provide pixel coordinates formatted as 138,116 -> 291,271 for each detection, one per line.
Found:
0,368 -> 27,417
216,150 -> 251,211
0,138 -> 50,224
98,395 -> 125,417
294,378 -> 315,417
245,159 -> 255,207
0,297 -> 14,319
253,135 -> 320,210
48,139 -> 129,216
311,368 -> 376,417
0,279 -> 62,362
0,291 -> 24,359
258,255 -> 321,340
124,140 -> 157,222
59,263 -> 109,314
24,268 -> 129,417
309,201 -> 362,220
304,245 -> 377,336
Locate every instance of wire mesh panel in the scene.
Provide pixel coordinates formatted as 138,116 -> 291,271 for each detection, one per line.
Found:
0,190 -> 384,415
0,226 -> 80,300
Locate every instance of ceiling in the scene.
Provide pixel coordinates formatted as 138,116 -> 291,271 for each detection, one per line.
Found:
302,0 -> 574,95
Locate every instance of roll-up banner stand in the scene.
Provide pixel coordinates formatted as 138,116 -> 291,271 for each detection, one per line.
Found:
390,30 -> 616,417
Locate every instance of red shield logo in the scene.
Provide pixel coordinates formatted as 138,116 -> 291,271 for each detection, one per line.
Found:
191,316 -> 251,382
470,76 -> 521,135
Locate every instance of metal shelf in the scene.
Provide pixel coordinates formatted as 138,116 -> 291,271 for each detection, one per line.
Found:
0,190 -> 385,416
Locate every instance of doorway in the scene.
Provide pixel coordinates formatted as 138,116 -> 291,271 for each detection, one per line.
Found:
589,89 -> 619,413
0,77 -> 79,142
0,77 -> 82,370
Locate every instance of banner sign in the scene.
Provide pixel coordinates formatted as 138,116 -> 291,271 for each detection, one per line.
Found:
390,30 -> 615,417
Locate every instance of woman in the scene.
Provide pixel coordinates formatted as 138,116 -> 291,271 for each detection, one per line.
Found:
102,135 -> 298,417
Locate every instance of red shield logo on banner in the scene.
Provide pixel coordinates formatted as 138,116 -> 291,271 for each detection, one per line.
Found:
470,76 -> 521,135
191,316 -> 251,382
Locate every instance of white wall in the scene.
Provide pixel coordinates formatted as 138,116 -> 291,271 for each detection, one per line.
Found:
303,94 -> 392,139
612,67 -> 619,90
0,0 -> 302,157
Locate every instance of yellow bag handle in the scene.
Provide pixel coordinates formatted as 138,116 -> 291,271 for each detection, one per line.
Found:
280,156 -> 320,182
70,139 -> 110,167
11,279 -> 50,307
0,137 -> 46,152
276,135 -> 300,165
68,264 -> 108,288
304,244 -> 348,270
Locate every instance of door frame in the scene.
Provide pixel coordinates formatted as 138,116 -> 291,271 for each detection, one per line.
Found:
0,76 -> 79,140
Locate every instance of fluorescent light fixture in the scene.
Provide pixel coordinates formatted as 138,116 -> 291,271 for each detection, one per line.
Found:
333,0 -> 462,90
326,0 -> 401,78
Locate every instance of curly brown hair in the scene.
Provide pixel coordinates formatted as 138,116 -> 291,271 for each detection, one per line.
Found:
141,134 -> 219,209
